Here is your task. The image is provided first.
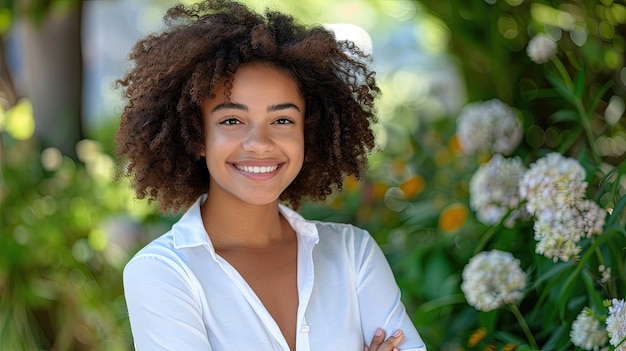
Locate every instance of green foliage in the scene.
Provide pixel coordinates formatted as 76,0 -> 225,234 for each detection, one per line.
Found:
0,118 -> 174,350
300,0 -> 626,350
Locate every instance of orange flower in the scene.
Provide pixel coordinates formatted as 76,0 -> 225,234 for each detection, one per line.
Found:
439,203 -> 468,233
502,343 -> 517,351
399,175 -> 424,199
468,327 -> 487,347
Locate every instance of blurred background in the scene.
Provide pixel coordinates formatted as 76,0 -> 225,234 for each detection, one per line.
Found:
1,0 -> 625,350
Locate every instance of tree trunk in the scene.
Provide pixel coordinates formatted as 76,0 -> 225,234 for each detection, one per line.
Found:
18,2 -> 84,157
0,37 -> 18,109
0,36 -> 18,169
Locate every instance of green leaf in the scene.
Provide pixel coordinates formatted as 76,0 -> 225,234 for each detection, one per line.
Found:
549,108 -> 579,123
473,220 -> 505,254
400,201 -> 441,228
545,70 -> 576,105
609,164 -> 626,199
492,330 -> 525,345
573,70 -> 585,99
528,261 -> 574,291
557,275 -> 578,322
478,309 -> 499,332
423,252 -> 454,299
414,294 -> 467,314
606,194 -> 626,228
556,125 -> 584,154
582,270 -> 604,312
541,324 -> 569,351
608,234 -> 626,294
530,267 -> 568,329
594,165 -> 621,201
586,80 -> 614,118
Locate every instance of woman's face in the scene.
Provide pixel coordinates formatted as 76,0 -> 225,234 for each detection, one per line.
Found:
201,63 -> 305,206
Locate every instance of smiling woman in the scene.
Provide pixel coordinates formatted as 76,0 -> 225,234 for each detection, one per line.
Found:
114,1 -> 427,350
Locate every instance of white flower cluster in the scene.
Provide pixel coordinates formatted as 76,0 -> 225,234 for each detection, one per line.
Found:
519,153 -> 587,215
519,153 -> 606,262
570,307 -> 608,350
527,34 -> 557,64
469,154 -> 528,227
461,250 -> 527,312
532,199 -> 606,262
607,299 -> 626,351
456,99 -> 522,156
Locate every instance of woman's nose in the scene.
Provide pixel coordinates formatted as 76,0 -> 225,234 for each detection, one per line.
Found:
242,124 -> 274,153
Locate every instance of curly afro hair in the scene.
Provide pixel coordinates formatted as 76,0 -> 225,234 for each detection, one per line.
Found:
115,0 -> 380,213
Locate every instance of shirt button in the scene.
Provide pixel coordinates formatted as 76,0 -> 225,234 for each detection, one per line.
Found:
300,325 -> 310,333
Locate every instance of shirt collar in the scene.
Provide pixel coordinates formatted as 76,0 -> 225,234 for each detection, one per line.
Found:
171,194 -> 213,251
171,195 -> 319,255
278,203 -> 319,246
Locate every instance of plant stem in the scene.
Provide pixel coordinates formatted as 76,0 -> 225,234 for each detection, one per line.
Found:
473,205 -> 523,255
509,303 -> 539,350
551,56 -> 574,90
578,105 -> 602,165
473,223 -> 499,255
550,56 -> 602,165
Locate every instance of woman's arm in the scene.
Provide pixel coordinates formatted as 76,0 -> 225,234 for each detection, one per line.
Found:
124,254 -> 213,350
355,230 -> 427,351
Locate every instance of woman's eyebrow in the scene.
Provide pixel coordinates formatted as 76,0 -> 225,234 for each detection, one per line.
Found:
210,102 -> 300,113
267,103 -> 301,112
211,102 -> 247,112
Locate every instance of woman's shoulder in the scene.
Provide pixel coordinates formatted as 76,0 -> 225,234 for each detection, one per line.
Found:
308,219 -> 377,251
280,203 -> 369,237
312,219 -> 366,236
124,230 -> 180,269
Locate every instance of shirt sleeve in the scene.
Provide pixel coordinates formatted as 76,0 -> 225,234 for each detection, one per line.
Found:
354,230 -> 427,351
124,254 -> 213,351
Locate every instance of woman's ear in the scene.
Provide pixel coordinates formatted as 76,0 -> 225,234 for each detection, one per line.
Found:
196,139 -> 206,158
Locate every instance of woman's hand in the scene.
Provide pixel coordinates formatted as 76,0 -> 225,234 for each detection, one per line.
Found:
365,328 -> 403,351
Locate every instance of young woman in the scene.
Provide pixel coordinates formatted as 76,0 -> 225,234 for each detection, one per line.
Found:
116,1 -> 426,350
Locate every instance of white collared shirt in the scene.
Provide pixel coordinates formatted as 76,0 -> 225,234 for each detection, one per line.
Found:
124,195 -> 427,350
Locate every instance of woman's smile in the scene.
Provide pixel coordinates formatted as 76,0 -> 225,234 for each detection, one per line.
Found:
233,163 -> 281,174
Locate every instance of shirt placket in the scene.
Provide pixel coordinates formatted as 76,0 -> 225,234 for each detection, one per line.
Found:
295,232 -> 317,351
213,255 -> 292,351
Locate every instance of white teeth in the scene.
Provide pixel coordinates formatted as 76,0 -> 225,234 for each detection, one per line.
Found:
235,164 -> 279,173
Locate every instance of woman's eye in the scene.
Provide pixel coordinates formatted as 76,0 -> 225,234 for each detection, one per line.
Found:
274,118 -> 293,125
219,117 -> 241,125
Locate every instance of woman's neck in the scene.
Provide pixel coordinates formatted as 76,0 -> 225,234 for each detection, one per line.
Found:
200,191 -> 288,249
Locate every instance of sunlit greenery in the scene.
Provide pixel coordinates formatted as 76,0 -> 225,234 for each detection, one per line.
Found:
0,105 -> 177,349
1,0 -> 625,350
